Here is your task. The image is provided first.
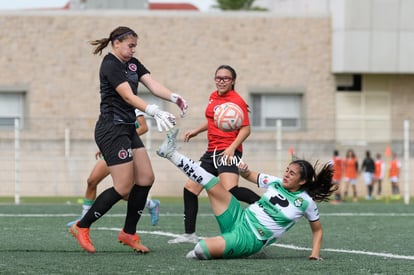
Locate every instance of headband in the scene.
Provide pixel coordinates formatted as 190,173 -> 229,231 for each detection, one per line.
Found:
112,31 -> 133,42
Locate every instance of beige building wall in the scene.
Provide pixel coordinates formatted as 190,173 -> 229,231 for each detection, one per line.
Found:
0,11 -> 412,198
0,11 -> 335,140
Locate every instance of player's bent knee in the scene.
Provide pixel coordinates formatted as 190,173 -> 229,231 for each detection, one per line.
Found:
185,182 -> 203,195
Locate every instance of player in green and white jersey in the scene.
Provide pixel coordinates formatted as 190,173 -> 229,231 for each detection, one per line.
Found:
157,128 -> 334,260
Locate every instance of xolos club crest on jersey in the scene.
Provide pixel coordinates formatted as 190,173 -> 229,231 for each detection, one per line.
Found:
128,63 -> 137,72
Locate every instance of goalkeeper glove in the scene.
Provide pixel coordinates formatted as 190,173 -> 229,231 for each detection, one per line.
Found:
145,104 -> 176,132
170,93 -> 188,117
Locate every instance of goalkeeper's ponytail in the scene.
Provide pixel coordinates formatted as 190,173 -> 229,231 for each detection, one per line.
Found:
89,26 -> 138,56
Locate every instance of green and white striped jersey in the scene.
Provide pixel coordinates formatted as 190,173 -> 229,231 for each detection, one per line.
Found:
245,173 -> 319,242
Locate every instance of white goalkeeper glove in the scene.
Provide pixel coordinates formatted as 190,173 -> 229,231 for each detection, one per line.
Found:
170,93 -> 188,117
145,104 -> 176,132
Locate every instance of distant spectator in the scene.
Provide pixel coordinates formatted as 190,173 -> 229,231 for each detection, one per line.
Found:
343,149 -> 358,202
373,153 -> 385,199
389,152 -> 401,199
361,150 -> 375,200
330,149 -> 344,204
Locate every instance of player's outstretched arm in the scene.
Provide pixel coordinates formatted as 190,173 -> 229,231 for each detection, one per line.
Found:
184,122 -> 208,142
239,162 -> 280,189
238,162 -> 259,184
308,220 -> 324,261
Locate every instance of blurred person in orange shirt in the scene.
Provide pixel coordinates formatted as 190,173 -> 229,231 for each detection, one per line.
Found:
373,153 -> 385,199
343,149 -> 359,202
388,151 -> 401,199
330,150 -> 344,204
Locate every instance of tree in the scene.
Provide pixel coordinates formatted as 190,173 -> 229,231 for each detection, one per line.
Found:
214,0 -> 267,11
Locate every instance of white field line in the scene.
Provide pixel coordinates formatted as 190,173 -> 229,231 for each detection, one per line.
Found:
273,244 -> 414,260
2,212 -> 414,260
93,226 -> 414,261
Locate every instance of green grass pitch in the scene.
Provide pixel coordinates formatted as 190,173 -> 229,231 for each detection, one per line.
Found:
0,197 -> 413,274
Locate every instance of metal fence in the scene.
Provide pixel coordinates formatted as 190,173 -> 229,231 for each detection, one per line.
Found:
0,117 -> 412,204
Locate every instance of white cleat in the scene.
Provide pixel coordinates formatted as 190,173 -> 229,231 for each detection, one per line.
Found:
156,128 -> 179,159
186,250 -> 198,259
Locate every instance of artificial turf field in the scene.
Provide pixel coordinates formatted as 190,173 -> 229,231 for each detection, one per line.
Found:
0,197 -> 413,275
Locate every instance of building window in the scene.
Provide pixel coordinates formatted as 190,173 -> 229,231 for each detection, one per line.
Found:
336,74 -> 362,91
251,93 -> 303,130
0,92 -> 25,129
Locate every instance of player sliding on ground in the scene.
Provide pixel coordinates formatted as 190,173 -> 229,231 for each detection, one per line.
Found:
156,129 -> 334,260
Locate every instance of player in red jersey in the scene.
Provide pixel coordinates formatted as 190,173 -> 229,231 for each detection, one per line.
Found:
168,65 -> 261,244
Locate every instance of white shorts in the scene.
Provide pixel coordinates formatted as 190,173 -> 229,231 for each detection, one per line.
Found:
332,179 -> 341,185
363,172 -> 373,185
390,176 -> 399,183
344,177 -> 357,185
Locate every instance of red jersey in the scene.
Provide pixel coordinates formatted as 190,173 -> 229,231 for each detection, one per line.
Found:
332,156 -> 344,181
205,90 -> 250,152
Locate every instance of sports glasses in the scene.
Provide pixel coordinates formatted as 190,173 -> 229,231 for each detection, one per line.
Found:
214,76 -> 233,83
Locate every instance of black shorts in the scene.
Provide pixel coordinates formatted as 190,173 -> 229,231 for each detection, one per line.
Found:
199,150 -> 242,176
94,117 -> 144,166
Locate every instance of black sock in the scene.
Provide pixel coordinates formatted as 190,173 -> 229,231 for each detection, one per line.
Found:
368,185 -> 373,197
78,187 -> 122,228
183,188 -> 198,234
123,185 -> 151,234
229,186 -> 261,204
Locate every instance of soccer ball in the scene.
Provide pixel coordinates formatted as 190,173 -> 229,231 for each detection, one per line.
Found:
213,102 -> 244,132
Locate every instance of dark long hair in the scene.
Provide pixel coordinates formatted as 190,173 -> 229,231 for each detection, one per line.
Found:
291,159 -> 335,202
89,26 -> 138,55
